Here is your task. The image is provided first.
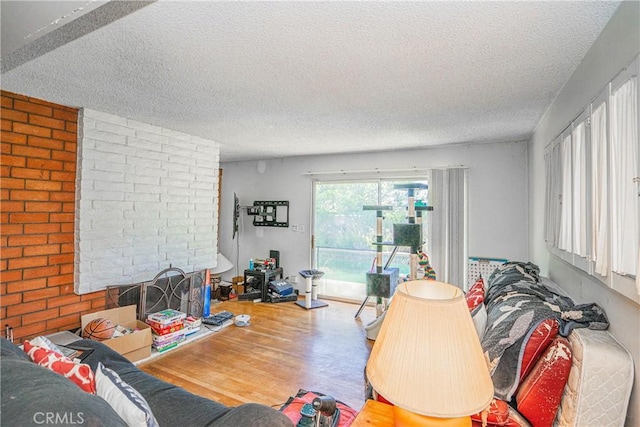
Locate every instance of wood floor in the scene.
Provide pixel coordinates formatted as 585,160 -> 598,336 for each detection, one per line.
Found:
138,298 -> 378,412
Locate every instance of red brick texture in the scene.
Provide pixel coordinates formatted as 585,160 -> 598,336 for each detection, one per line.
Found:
1,91 -> 105,343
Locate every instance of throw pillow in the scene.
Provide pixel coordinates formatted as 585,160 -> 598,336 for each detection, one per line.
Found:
466,277 -> 485,313
470,400 -> 532,427
519,318 -> 559,381
466,277 -> 487,339
516,337 -> 572,427
95,362 -> 159,427
470,398 -> 510,426
23,340 -> 96,393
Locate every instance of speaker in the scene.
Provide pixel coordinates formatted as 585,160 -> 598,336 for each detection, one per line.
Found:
270,250 -> 280,268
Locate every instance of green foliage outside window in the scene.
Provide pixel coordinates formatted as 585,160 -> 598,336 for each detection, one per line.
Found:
313,179 -> 429,284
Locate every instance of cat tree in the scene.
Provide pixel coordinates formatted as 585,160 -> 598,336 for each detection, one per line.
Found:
355,183 -> 433,319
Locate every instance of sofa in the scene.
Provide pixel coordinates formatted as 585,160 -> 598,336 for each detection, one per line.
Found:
469,262 -> 634,427
1,337 -> 294,427
367,261 -> 634,427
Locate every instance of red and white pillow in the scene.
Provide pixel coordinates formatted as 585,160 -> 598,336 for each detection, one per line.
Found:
519,318 -> 560,381
466,277 -> 487,339
466,277 -> 486,313
471,398 -> 510,426
23,340 -> 96,394
516,336 -> 572,427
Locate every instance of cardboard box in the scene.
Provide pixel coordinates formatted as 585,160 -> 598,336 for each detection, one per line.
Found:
232,275 -> 245,295
81,305 -> 152,362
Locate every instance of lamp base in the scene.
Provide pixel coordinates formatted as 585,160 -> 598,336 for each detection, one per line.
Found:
393,406 -> 471,427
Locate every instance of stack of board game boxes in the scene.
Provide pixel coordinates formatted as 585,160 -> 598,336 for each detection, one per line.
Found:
146,309 -> 188,353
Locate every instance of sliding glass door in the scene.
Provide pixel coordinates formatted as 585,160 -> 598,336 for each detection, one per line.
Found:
312,178 -> 430,302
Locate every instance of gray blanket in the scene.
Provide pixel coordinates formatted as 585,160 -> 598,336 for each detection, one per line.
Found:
482,262 -> 609,401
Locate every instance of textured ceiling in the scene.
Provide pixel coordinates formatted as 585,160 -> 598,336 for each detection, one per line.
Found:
1,1 -> 620,162
1,1 -> 106,56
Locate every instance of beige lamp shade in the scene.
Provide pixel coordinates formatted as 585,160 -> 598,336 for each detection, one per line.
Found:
366,281 -> 494,418
211,253 -> 234,275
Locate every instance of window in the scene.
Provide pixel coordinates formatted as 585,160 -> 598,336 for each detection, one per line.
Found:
312,179 -> 430,302
544,56 -> 639,302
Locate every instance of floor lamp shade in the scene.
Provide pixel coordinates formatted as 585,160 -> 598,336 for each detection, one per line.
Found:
366,281 -> 494,418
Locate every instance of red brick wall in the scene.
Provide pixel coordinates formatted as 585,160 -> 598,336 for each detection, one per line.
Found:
1,90 -> 105,343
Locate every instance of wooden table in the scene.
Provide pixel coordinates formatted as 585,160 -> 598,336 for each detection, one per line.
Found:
351,399 -> 394,426
351,402 -> 474,426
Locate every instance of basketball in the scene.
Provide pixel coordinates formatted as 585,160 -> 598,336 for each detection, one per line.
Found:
82,318 -> 115,341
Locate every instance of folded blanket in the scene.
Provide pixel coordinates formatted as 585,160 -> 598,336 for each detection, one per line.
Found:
482,262 -> 609,401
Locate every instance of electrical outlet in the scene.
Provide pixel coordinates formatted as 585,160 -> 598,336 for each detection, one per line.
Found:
292,224 -> 299,232
299,224 -> 305,232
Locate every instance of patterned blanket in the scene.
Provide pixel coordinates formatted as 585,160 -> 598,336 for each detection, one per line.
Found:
482,262 -> 609,401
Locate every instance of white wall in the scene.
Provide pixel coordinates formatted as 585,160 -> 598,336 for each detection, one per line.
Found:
219,140 -> 528,287
76,109 -> 220,293
528,2 -> 640,424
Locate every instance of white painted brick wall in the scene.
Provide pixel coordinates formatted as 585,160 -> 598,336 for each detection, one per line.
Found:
75,109 -> 219,294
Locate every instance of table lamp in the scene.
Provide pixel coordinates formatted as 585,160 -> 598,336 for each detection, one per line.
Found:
366,280 -> 494,427
211,252 -> 234,276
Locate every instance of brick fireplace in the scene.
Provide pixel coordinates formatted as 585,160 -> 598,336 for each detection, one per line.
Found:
1,91 -> 105,342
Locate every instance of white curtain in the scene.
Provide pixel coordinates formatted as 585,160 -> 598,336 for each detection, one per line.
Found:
545,141 -> 562,247
559,134 -> 573,252
544,151 -> 552,244
572,121 -> 588,257
610,76 -> 638,282
552,142 -> 562,247
591,102 -> 609,276
428,168 -> 467,288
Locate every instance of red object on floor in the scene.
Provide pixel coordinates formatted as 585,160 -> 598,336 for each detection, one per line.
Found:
280,389 -> 358,427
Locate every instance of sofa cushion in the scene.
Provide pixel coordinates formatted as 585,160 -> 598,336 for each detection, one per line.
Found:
95,362 -> 159,427
23,340 -> 96,393
1,340 -> 127,427
516,337 -> 572,427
